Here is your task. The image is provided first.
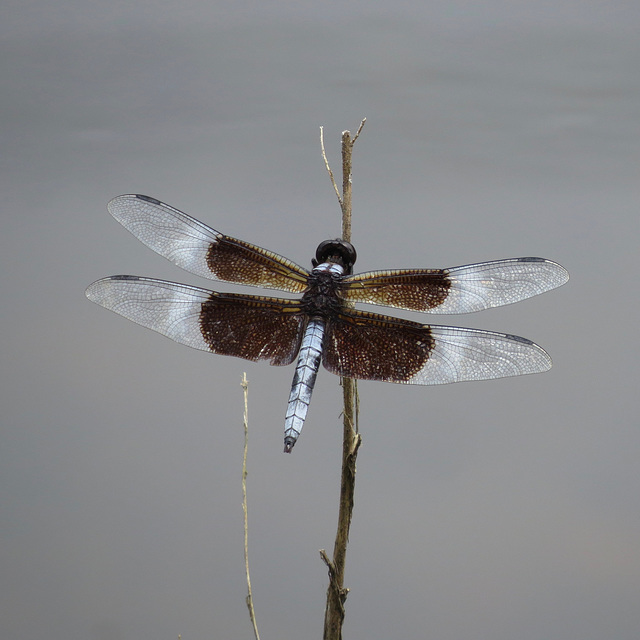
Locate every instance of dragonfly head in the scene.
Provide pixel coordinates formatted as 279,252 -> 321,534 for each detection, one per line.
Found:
313,239 -> 357,275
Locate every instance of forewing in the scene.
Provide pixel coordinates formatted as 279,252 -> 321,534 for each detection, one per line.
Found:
86,276 -> 306,365
323,308 -> 551,384
340,257 -> 568,313
108,194 -> 310,293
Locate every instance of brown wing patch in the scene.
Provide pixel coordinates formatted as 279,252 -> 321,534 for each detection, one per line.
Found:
207,236 -> 309,293
200,292 -> 306,365
322,307 -> 435,382
340,269 -> 452,312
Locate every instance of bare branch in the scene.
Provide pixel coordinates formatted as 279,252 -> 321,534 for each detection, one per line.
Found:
351,117 -> 366,144
320,126 -> 343,207
321,121 -> 365,640
241,373 -> 260,640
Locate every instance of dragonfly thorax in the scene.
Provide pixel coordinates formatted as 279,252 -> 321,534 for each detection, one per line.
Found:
302,264 -> 345,317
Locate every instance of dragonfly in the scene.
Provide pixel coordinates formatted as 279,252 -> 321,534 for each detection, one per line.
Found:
86,194 -> 569,452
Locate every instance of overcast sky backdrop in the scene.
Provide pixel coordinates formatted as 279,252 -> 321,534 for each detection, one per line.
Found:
2,1 -> 639,639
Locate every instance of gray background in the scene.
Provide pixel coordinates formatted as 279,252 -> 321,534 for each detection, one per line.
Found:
2,1 -> 639,639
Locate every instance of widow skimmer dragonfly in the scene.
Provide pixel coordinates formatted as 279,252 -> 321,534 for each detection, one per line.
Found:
86,194 -> 568,452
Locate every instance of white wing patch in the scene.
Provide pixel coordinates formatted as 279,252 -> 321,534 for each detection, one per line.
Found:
435,258 -> 569,314
86,276 -> 212,352
108,194 -> 223,281
406,325 -> 552,385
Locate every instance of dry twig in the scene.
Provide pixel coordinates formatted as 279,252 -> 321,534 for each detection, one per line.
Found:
241,373 -> 260,640
320,120 -> 365,640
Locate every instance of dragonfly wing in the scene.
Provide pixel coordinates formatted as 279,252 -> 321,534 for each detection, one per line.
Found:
107,194 -> 310,293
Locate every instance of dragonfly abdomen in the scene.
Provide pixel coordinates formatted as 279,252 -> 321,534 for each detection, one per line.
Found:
283,317 -> 325,452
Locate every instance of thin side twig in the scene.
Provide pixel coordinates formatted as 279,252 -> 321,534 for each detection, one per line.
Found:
320,126 -> 343,207
241,373 -> 260,640
320,120 -> 365,640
